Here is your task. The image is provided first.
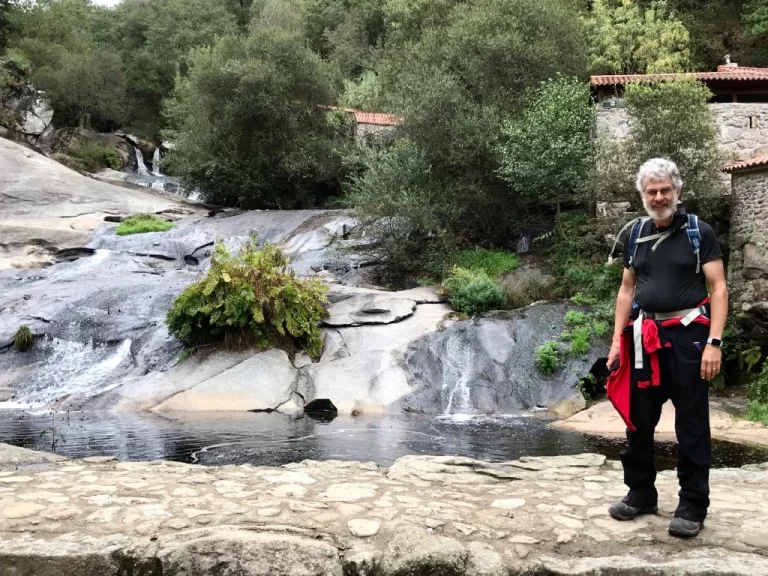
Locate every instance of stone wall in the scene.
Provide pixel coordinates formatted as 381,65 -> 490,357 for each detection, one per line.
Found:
729,170 -> 768,316
596,103 -> 768,160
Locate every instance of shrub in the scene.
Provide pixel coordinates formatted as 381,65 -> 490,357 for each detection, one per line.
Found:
535,341 -> 561,375
747,400 -> 768,427
66,140 -> 122,173
166,239 -> 328,357
564,310 -> 587,326
442,267 -> 505,316
13,326 -> 33,352
748,361 -> 768,405
456,248 -> 520,277
116,214 -> 176,236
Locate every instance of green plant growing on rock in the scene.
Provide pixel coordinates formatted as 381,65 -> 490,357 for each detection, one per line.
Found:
166,239 -> 329,357
442,267 -> 505,316
116,214 -> 175,236
455,249 -> 520,277
13,325 -> 33,352
535,341 -> 561,376
66,140 -> 122,173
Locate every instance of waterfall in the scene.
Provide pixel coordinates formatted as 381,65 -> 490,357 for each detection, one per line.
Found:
441,332 -> 476,416
133,146 -> 150,177
13,334 -> 133,407
152,148 -> 162,176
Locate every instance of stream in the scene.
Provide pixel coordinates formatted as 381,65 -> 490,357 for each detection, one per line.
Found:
1,410 -> 767,469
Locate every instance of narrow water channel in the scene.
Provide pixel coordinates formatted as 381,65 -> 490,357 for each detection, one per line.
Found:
1,410 -> 766,469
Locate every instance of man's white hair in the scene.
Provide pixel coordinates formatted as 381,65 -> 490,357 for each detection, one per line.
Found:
635,158 -> 683,193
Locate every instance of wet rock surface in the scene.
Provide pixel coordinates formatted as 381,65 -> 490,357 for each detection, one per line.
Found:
1,448 -> 767,575
398,303 -> 608,415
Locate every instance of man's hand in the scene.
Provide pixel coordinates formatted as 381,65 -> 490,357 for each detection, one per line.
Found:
607,338 -> 621,372
701,344 -> 722,381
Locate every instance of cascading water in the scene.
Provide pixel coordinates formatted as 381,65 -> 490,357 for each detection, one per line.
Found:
152,147 -> 162,177
134,146 -> 150,177
441,331 -> 476,417
10,329 -> 133,407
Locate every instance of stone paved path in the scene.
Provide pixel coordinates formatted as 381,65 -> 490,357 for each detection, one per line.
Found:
1,447 -> 768,575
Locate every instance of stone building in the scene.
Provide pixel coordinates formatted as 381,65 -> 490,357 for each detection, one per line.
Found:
593,64 -> 768,161
724,156 -> 768,338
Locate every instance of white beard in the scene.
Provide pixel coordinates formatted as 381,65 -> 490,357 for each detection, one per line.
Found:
642,192 -> 678,221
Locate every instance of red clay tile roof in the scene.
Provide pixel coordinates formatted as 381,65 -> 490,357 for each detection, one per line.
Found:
723,155 -> 768,173
323,105 -> 402,126
591,66 -> 768,87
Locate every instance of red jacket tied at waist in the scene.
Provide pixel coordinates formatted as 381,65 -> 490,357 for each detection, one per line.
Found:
606,299 -> 711,432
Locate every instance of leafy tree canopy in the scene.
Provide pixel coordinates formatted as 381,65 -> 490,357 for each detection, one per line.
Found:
163,27 -> 351,209
586,0 -> 691,74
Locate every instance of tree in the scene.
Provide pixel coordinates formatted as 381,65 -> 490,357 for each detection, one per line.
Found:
366,0 -> 588,246
623,80 -> 728,204
163,28 -> 350,209
586,0 -> 691,74
0,0 -> 15,52
31,44 -> 125,127
497,76 -> 595,219
744,0 -> 768,36
116,0 -> 238,137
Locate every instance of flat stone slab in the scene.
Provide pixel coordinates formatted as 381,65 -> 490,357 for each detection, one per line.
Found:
322,295 -> 417,327
554,399 -> 768,447
1,450 -> 768,575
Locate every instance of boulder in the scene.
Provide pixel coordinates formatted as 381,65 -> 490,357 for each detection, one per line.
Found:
1,84 -> 54,143
322,295 -> 417,327
157,529 -> 343,576
152,349 -> 299,412
0,443 -> 65,466
396,302 -> 608,415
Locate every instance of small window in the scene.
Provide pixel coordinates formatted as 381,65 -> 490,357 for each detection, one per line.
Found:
750,116 -> 760,129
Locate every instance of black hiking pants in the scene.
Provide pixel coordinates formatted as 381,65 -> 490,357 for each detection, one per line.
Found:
619,322 -> 711,523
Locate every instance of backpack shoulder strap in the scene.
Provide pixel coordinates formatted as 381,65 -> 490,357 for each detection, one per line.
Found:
606,216 -> 643,265
627,217 -> 650,270
686,213 -> 702,273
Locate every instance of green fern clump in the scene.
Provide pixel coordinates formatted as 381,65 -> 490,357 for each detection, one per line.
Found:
166,239 -> 328,357
116,214 -> 175,236
455,248 -> 520,277
13,325 -> 33,352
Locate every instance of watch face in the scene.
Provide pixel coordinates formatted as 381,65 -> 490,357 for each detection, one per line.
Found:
708,338 -> 722,347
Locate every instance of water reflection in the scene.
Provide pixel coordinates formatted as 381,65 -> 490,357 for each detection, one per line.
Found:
0,410 -> 766,470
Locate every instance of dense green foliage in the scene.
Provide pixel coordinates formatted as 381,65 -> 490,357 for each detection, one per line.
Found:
498,76 -> 594,214
66,140 -> 121,173
166,240 -> 328,357
115,214 -> 176,236
585,0 -> 691,74
535,341 -> 561,376
163,29 -> 348,208
455,249 -> 520,278
595,80 -> 728,210
442,267 -> 506,316
13,325 -> 33,353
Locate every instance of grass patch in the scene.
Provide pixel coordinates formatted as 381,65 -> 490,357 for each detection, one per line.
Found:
456,248 -> 520,277
13,325 -> 33,352
747,401 -> 768,426
116,214 -> 176,236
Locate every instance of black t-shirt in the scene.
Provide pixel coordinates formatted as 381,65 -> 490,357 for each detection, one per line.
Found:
622,212 -> 722,313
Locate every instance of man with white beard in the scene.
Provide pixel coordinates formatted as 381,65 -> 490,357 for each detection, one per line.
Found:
604,158 -> 728,538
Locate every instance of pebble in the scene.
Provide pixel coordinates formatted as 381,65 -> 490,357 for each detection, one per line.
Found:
348,519 -> 380,538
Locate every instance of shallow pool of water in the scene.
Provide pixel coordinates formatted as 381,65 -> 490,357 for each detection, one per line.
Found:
0,410 -> 766,469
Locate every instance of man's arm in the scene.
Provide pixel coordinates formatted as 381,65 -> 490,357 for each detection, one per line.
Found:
607,268 -> 636,370
701,258 -> 728,381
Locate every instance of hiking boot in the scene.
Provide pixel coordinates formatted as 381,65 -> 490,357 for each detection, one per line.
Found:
668,517 -> 703,538
608,498 -> 658,521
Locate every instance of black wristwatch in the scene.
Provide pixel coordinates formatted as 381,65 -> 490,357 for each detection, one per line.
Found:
707,337 -> 722,348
